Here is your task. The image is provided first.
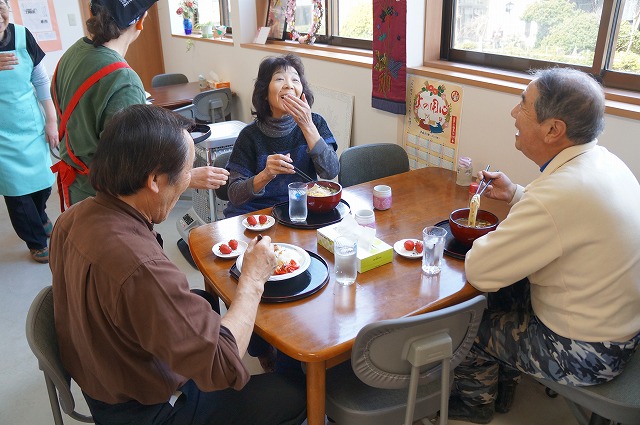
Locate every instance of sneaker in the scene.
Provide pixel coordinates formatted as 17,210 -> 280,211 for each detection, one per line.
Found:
43,220 -> 53,238
30,247 -> 49,264
448,396 -> 494,424
495,381 -> 518,413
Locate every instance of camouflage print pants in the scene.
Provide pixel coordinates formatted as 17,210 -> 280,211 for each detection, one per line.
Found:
452,279 -> 640,407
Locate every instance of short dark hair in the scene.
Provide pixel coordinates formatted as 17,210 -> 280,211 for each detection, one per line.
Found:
90,105 -> 193,197
532,68 -> 605,145
86,3 -> 124,47
251,54 -> 314,121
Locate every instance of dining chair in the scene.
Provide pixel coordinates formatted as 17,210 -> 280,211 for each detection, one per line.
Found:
338,143 -> 410,187
325,295 -> 487,425
25,286 -> 93,425
151,73 -> 188,88
213,151 -> 232,201
192,88 -> 232,124
535,353 -> 640,425
172,104 -> 195,119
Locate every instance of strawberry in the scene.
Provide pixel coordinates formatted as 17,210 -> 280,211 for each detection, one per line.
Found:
247,215 -> 258,226
219,244 -> 232,254
404,239 -> 415,251
415,241 -> 424,254
259,214 -> 268,225
228,239 -> 238,250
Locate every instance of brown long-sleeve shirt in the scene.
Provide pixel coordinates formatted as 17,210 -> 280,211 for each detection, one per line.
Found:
50,193 -> 249,405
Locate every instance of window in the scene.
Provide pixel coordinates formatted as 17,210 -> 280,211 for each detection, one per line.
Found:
286,0 -> 373,49
441,0 -> 640,92
194,0 -> 232,30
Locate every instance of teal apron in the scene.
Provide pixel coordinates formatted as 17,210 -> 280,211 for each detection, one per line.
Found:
0,25 -> 54,196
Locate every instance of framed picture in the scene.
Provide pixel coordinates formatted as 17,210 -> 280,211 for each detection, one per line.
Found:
266,0 -> 287,40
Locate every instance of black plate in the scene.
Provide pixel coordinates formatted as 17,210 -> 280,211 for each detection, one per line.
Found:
190,124 -> 211,143
230,251 -> 329,303
434,220 -> 469,260
271,199 -> 351,230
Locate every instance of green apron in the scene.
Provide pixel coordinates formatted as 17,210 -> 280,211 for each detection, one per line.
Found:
0,25 -> 54,196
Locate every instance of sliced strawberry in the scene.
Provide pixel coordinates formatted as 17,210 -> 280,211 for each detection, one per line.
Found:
228,239 -> 238,250
259,214 -> 268,225
219,244 -> 232,254
415,241 -> 424,254
247,215 -> 258,226
404,239 -> 415,251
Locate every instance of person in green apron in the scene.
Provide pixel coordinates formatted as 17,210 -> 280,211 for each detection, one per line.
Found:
0,0 -> 58,263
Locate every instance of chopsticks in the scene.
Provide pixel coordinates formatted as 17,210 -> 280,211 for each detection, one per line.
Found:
474,165 -> 491,195
476,168 -> 499,197
270,151 -> 313,182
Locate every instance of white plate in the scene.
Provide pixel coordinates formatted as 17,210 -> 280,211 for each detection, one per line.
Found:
236,243 -> 311,281
242,215 -> 276,231
212,240 -> 248,259
394,239 -> 423,259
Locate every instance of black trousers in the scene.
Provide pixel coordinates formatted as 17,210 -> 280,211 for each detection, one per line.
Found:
3,187 -> 51,250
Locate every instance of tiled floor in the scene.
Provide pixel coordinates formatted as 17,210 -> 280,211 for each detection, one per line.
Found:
0,188 -> 578,424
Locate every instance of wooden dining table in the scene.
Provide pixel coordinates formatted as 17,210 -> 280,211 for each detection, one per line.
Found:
146,81 -> 203,109
188,167 -> 511,425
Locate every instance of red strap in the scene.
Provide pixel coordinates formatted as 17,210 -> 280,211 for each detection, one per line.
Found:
50,161 -> 77,211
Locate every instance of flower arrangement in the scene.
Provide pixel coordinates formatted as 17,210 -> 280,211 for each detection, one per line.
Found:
285,0 -> 323,44
176,0 -> 197,20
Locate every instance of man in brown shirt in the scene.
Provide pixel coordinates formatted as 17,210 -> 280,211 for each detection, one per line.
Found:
49,104 -> 306,424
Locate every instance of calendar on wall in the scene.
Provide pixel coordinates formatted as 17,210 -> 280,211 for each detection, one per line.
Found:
403,75 -> 464,171
9,0 -> 62,52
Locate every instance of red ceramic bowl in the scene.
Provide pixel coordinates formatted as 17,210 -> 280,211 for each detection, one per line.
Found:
306,181 -> 342,213
449,208 -> 499,248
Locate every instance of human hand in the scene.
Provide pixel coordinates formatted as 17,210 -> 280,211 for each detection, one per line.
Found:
240,235 -> 276,285
0,53 -> 18,71
189,166 -> 229,189
263,153 -> 295,179
281,93 -> 313,129
477,170 -> 516,203
44,121 -> 59,149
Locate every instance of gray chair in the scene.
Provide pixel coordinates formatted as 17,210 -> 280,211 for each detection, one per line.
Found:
325,295 -> 487,425
213,151 -> 231,201
151,73 -> 188,88
535,354 -> 640,425
25,286 -> 93,424
172,103 -> 195,119
192,88 -> 232,124
338,143 -> 410,187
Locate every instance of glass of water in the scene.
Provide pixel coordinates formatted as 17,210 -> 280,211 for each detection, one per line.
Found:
334,236 -> 358,286
288,182 -> 308,223
422,226 -> 447,275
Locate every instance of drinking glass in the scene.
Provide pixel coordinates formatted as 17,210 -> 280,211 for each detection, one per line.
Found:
288,182 -> 308,223
422,226 -> 447,275
334,236 -> 358,286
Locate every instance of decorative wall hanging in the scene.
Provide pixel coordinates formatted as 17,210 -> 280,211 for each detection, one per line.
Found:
372,0 -> 407,114
285,0 -> 323,44
266,0 -> 288,40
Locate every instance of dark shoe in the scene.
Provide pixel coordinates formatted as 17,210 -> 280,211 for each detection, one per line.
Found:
258,345 -> 277,373
43,220 -> 53,238
448,397 -> 494,424
495,381 -> 518,413
30,247 -> 49,264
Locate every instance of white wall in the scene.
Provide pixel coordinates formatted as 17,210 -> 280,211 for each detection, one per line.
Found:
43,0 -> 640,186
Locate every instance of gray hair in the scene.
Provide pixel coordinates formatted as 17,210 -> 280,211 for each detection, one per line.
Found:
531,68 -> 605,145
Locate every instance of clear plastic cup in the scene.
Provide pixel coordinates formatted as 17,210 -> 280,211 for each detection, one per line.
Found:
334,236 -> 358,286
422,226 -> 447,275
288,182 -> 308,223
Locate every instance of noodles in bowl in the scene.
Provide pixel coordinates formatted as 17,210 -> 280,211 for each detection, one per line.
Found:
306,181 -> 342,213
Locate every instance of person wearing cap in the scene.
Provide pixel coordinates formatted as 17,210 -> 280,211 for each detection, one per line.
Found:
0,0 -> 58,263
51,0 -> 229,210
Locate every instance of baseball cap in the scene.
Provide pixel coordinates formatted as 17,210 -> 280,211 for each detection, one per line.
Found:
90,0 -> 159,29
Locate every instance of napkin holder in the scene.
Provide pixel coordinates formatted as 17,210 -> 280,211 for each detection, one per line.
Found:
317,216 -> 392,273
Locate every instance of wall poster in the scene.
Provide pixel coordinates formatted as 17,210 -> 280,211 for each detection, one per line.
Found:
404,75 -> 463,171
265,0 -> 287,40
9,0 -> 62,52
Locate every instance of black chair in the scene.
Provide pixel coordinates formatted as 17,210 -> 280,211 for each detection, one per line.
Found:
325,295 -> 487,425
25,286 -> 93,424
338,143 -> 410,187
192,88 -> 232,124
151,73 -> 188,88
213,151 -> 231,201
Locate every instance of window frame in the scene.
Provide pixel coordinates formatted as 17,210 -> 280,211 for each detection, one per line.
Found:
439,0 -> 640,93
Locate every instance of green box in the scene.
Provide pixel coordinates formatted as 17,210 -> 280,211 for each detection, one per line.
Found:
317,223 -> 393,273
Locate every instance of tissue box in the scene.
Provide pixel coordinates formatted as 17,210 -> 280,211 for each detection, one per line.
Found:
317,223 -> 393,273
214,81 -> 231,89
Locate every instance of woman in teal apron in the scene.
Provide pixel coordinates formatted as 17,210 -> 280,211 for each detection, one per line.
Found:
0,0 -> 58,263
